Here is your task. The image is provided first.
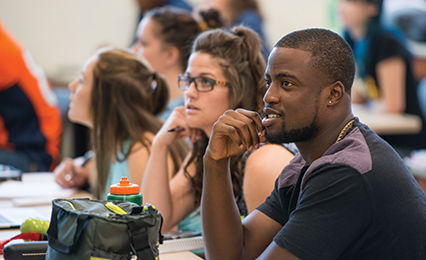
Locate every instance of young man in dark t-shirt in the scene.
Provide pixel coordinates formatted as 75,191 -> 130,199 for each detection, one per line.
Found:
201,28 -> 426,259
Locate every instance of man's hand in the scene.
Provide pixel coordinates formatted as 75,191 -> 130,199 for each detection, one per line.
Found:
206,109 -> 266,161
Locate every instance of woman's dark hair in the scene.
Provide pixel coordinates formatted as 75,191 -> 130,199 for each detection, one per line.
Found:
144,7 -> 224,72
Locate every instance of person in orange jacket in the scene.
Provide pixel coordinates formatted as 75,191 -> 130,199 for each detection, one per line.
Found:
0,20 -> 62,172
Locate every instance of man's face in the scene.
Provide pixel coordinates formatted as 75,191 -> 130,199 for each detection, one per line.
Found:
262,47 -> 326,144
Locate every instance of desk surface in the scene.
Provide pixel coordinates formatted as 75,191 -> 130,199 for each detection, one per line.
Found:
0,173 -> 202,260
352,104 -> 422,135
0,244 -> 201,260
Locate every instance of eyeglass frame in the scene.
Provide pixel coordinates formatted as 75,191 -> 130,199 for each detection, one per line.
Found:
178,74 -> 231,92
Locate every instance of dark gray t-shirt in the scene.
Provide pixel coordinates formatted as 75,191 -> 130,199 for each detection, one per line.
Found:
258,118 -> 426,259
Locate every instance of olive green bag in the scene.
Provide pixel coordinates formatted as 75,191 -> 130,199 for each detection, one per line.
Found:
46,198 -> 163,260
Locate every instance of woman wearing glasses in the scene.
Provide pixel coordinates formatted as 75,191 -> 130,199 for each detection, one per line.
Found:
55,7 -> 223,191
141,26 -> 295,236
132,6 -> 224,121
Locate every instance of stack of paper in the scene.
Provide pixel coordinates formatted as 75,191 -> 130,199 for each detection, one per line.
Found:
0,172 -> 77,207
159,236 -> 204,254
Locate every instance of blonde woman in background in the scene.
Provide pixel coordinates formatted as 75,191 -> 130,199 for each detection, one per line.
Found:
54,47 -> 188,199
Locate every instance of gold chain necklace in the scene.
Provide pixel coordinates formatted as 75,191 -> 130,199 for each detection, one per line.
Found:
335,118 -> 355,143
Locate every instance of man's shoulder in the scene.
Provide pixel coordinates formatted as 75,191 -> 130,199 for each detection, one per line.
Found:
276,125 -> 375,190
312,126 -> 373,176
277,120 -> 403,189
277,153 -> 305,189
309,121 -> 404,177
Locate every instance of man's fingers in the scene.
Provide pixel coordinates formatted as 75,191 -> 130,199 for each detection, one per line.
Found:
236,109 -> 264,130
224,109 -> 264,150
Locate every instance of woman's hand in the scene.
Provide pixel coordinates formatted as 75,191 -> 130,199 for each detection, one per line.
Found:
53,157 -> 90,189
154,106 -> 201,146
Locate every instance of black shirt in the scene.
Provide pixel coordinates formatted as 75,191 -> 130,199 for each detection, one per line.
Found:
258,118 -> 426,259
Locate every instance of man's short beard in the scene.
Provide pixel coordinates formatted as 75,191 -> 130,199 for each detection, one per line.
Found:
265,115 -> 319,144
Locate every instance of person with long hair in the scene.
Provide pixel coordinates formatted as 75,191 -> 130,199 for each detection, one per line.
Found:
132,6 -> 224,121
141,26 -> 295,234
54,47 -> 188,199
338,0 -> 426,155
54,7 -> 214,185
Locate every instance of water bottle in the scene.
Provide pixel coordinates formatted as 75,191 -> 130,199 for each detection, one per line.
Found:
107,177 -> 142,205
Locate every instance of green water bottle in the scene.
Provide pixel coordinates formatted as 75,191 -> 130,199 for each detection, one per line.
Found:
107,176 -> 142,205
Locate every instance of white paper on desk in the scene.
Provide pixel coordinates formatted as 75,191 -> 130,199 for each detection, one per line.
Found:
0,173 -> 77,201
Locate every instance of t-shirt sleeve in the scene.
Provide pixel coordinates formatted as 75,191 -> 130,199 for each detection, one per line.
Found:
257,178 -> 293,226
273,164 -> 372,260
376,32 -> 407,63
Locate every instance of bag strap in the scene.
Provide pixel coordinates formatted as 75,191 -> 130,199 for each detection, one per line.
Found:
126,206 -> 164,259
46,205 -> 90,254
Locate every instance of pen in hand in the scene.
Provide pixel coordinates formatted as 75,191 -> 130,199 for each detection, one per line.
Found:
167,127 -> 185,132
64,150 -> 94,182
64,170 -> 74,182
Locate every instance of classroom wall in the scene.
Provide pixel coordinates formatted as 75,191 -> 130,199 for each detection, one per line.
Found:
188,0 -> 331,47
0,0 -> 330,85
0,0 -> 139,85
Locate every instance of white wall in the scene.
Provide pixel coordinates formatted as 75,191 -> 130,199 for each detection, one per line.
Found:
260,0 -> 330,46
0,0 -> 330,85
0,0 -> 138,85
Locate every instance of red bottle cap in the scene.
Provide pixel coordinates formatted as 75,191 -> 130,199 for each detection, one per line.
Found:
109,177 -> 140,195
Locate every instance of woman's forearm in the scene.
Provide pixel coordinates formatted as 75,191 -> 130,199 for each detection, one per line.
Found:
141,141 -> 175,230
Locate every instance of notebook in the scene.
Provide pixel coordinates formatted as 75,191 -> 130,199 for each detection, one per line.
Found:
0,207 -> 46,229
159,236 -> 204,254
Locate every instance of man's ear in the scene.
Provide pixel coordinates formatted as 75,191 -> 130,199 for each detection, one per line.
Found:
326,81 -> 345,106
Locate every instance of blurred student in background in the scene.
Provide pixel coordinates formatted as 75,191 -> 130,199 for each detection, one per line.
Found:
54,7 -> 220,188
204,0 -> 270,60
0,20 -> 62,172
141,26 -> 295,235
338,0 -> 426,156
391,6 -> 426,119
54,47 -> 188,199
132,0 -> 192,43
393,7 -> 426,192
132,7 -> 219,121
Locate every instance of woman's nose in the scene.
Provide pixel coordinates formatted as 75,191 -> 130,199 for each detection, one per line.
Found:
184,80 -> 198,98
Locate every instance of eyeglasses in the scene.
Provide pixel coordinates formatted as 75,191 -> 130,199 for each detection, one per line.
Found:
178,74 -> 231,92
